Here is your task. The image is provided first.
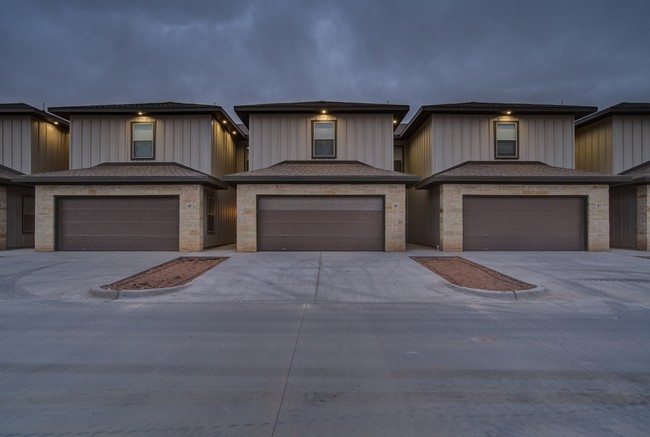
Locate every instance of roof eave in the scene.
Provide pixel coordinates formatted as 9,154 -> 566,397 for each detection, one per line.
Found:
14,175 -> 228,189
222,175 -> 421,187
415,175 -> 631,189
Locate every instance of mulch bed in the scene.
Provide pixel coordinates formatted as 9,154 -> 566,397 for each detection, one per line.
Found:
102,257 -> 227,291
411,256 -> 535,291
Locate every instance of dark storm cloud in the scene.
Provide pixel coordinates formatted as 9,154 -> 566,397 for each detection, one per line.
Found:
1,0 -> 649,121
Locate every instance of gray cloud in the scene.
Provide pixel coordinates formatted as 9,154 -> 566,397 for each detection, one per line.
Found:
1,0 -> 649,121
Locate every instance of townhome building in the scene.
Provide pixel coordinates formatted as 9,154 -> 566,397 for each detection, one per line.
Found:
575,103 -> 650,250
222,101 -> 420,252
0,103 -> 69,249
18,102 -> 245,251
399,102 -> 626,251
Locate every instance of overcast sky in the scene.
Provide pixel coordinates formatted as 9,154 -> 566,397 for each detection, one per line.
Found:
1,0 -> 649,122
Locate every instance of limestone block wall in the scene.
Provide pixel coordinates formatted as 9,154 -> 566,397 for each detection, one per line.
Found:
236,184 -> 406,252
35,184 -> 204,252
0,186 -> 7,250
438,184 -> 610,252
638,185 -> 649,251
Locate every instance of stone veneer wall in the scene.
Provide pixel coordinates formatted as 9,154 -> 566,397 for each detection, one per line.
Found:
35,184 -> 204,252
438,184 -> 610,252
0,186 -> 7,250
236,184 -> 406,252
638,184 -> 649,251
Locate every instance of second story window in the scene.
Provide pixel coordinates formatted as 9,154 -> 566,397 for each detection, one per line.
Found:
132,122 -> 155,159
313,121 -> 336,158
495,122 -> 518,159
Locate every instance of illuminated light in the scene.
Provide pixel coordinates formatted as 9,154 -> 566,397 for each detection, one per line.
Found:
222,120 -> 227,124
232,130 -> 237,134
393,119 -> 397,124
54,121 -> 59,125
321,110 -> 327,114
506,111 -> 512,115
138,112 -> 144,115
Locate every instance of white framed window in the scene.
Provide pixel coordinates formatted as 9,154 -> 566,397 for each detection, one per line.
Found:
312,121 -> 336,158
495,122 -> 518,159
132,122 -> 155,159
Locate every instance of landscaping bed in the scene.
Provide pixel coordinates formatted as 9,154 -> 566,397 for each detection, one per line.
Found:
411,256 -> 534,291
102,257 -> 227,291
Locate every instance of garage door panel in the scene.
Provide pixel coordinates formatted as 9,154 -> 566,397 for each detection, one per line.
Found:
258,196 -> 384,251
463,196 -> 585,251
57,196 -> 179,251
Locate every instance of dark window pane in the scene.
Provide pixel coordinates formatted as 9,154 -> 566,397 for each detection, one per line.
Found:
133,141 -> 153,158
314,139 -> 334,157
497,140 -> 517,157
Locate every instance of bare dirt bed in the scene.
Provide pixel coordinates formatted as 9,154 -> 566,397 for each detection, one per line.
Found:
411,256 -> 535,291
102,257 -> 227,291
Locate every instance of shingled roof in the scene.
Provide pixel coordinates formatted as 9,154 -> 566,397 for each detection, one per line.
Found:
575,102 -> 650,128
15,162 -> 227,189
400,102 -> 597,140
234,100 -> 409,128
415,161 -> 629,189
223,160 -> 420,186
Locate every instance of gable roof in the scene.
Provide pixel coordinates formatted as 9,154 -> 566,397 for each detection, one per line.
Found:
0,103 -> 69,128
575,102 -> 650,128
234,100 -> 409,128
14,162 -> 227,189
400,102 -> 597,140
223,160 -> 420,186
48,102 -> 246,137
415,161 -> 629,189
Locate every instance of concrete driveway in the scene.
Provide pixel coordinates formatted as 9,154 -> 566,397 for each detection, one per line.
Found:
0,245 -> 649,306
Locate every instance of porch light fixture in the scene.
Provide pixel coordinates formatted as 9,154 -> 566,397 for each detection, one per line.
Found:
138,112 -> 144,115
321,110 -> 327,114
54,121 -> 59,125
222,120 -> 227,124
393,119 -> 397,124
232,130 -> 237,135
506,111 -> 512,115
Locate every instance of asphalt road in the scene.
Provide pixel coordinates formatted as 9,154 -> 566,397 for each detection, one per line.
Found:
1,299 -> 649,436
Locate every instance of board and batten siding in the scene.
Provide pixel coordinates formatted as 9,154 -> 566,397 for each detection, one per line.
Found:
0,116 -> 68,174
70,114 -> 214,174
31,119 -> 69,173
612,116 -> 650,174
248,114 -> 394,170
576,115 -> 650,174
0,116 -> 31,173
575,118 -> 613,174
430,115 -> 575,174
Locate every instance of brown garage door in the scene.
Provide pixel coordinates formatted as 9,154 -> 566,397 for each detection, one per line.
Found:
463,196 -> 586,251
257,196 -> 384,251
57,196 -> 179,251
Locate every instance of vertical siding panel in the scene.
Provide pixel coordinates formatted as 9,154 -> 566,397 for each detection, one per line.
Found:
163,117 -> 173,162
622,118 -> 634,172
481,117 -> 491,161
519,118 -> 529,161
641,117 -> 650,162
172,119 -> 183,163
632,117 -> 643,166
563,117 -> 573,168
13,119 -> 24,171
548,118 -> 564,167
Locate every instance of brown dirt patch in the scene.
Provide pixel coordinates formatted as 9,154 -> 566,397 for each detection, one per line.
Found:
102,257 -> 227,291
411,256 -> 535,291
